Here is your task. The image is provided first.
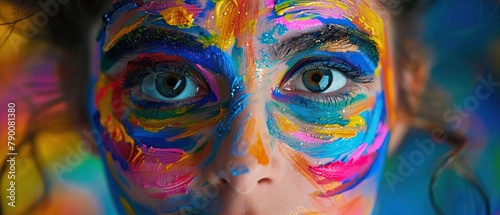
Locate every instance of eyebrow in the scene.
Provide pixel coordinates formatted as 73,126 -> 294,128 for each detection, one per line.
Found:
269,24 -> 379,63
102,24 -> 379,73
101,25 -> 236,81
101,26 -> 208,71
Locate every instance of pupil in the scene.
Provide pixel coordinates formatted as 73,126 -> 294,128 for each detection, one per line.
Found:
155,73 -> 187,98
302,69 -> 333,93
311,73 -> 322,82
166,76 -> 178,87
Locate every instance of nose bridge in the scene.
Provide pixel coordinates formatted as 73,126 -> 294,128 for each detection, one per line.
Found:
207,93 -> 274,193
230,107 -> 269,166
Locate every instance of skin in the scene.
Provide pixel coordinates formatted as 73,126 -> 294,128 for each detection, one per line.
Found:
91,0 -> 391,214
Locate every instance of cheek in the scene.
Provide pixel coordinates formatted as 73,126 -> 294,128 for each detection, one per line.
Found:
92,74 -> 228,199
268,90 -> 389,196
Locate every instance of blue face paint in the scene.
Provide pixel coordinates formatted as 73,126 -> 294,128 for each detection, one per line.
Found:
271,91 -> 368,124
229,165 -> 250,176
260,29 -> 278,44
203,77 -> 248,167
231,113 -> 253,156
266,94 -> 386,161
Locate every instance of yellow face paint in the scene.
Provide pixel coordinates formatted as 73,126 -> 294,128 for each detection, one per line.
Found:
160,6 -> 195,28
95,74 -> 134,144
247,132 -> 270,165
213,0 -> 239,50
131,107 -> 227,133
273,111 -> 367,140
274,1 -> 348,16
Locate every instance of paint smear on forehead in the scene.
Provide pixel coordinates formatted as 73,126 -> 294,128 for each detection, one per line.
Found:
161,6 -> 195,28
206,0 -> 260,87
103,2 -> 203,52
273,1 -> 346,30
212,0 -> 239,50
267,0 -> 384,39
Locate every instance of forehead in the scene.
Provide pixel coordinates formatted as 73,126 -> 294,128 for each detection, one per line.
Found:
103,0 -> 384,52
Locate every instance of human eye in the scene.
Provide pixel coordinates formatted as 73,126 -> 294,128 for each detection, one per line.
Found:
121,54 -> 211,108
140,71 -> 203,101
278,57 -> 373,106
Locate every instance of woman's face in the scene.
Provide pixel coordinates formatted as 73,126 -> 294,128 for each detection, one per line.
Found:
92,0 -> 390,214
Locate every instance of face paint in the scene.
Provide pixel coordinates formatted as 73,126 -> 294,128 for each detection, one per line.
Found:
92,0 -> 391,214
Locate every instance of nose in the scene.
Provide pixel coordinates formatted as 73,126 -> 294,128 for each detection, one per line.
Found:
203,99 -> 278,193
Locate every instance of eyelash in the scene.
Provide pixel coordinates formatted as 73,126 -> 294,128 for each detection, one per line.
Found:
305,87 -> 360,107
281,58 -> 372,106
118,55 -> 370,110
323,60 -> 373,84
120,63 -> 192,91
117,58 -> 207,109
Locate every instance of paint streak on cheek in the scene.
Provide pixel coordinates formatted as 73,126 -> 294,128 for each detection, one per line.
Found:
95,74 -> 134,145
100,138 -> 211,200
129,105 -> 226,134
341,95 -> 376,118
310,150 -> 377,183
126,140 -> 213,199
278,123 -> 387,200
270,91 -> 388,201
267,104 -> 372,159
280,121 -> 388,187
94,76 -> 222,200
96,114 -> 214,200
95,75 -> 141,170
272,113 -> 366,143
268,93 -> 386,158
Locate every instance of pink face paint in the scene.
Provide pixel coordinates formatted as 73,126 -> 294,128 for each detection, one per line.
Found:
367,123 -> 388,154
127,140 -> 213,199
196,64 -> 221,101
265,0 -> 275,8
350,143 -> 368,161
310,152 -> 377,182
275,17 -> 323,30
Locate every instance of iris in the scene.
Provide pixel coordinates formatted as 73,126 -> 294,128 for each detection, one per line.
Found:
155,73 -> 187,98
302,69 -> 333,93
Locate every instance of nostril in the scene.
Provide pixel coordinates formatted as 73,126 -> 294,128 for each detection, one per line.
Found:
257,178 -> 272,185
220,178 -> 229,185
